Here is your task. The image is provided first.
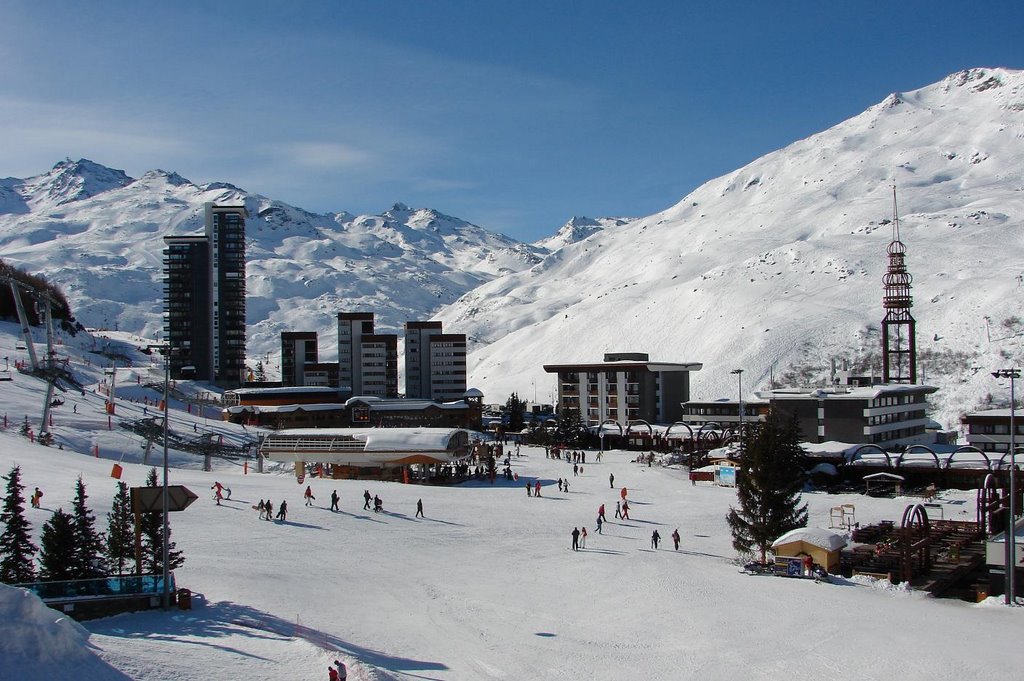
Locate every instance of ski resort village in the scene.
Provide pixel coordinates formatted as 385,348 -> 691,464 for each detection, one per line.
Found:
1,7 -> 1023,678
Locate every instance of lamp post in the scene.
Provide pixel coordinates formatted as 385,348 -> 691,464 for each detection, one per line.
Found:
731,369 -> 744,455
993,368 -> 1020,605
161,344 -> 171,610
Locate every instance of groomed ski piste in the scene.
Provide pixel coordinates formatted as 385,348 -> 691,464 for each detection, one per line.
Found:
0,324 -> 1020,680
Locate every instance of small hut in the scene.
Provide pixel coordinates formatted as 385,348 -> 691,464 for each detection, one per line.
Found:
771,527 -> 848,573
863,471 -> 904,497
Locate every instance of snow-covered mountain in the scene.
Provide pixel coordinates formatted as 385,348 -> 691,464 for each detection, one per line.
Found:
532,215 -> 636,252
0,160 -> 544,364
437,67 -> 1024,428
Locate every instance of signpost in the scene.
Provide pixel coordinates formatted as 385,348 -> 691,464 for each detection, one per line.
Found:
131,485 -> 197,580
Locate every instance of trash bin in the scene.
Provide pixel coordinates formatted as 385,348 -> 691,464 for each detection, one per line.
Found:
177,588 -> 192,610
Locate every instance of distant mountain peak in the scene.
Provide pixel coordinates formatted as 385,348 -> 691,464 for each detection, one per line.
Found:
534,215 -> 635,251
29,158 -> 133,206
140,169 -> 191,187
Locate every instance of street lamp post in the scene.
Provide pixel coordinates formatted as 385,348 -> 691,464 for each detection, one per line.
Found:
731,369 -> 744,454
993,368 -> 1020,605
161,344 -> 171,610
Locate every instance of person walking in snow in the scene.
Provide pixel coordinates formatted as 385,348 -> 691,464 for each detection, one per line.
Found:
534,480 -> 542,497
363,489 -> 372,510
651,529 -> 660,550
563,480 -> 569,493
212,482 -> 224,506
330,490 -> 339,512
30,487 -> 42,508
257,499 -> 266,519
581,526 -> 588,549
609,472 -> 615,488
334,660 -> 347,680
373,495 -> 383,513
526,480 -> 532,497
621,500 -> 630,520
571,526 -> 580,551
304,485 -> 315,506
264,499 -> 273,521
671,528 -> 681,550
416,498 -> 424,518
329,666 -> 339,681
614,501 -> 622,519
573,463 -> 578,477
596,515 -> 603,534
276,499 -> 288,521
598,503 -> 606,523
557,477 -> 563,492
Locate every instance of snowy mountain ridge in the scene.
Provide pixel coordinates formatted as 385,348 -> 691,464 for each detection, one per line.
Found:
436,67 -> 1024,429
0,161 -> 546,360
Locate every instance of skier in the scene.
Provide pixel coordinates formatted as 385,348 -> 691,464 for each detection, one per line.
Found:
334,660 -> 347,680
212,482 -> 224,506
416,498 -> 424,518
671,528 -> 681,551
622,500 -> 630,520
330,490 -> 339,512
598,503 -> 606,522
609,472 -> 615,488
614,501 -> 622,519
571,526 -> 580,551
581,526 -> 588,549
651,529 -> 660,549
276,499 -> 288,521
363,490 -> 372,510
30,487 -> 42,508
304,485 -> 315,507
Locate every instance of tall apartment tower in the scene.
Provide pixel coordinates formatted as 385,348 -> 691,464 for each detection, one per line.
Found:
338,312 -> 398,397
281,331 -> 319,387
163,202 -> 248,387
404,321 -> 467,401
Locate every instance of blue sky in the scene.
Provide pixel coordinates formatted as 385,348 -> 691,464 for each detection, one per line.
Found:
2,1 -> 1021,242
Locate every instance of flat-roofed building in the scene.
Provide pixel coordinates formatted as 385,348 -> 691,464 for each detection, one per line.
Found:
544,352 -> 702,427
961,409 -> 1024,453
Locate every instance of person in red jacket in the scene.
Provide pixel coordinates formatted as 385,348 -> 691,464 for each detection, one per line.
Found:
671,528 -> 681,551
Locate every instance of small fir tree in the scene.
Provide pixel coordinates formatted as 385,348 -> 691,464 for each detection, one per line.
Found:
0,465 -> 36,583
106,481 -> 134,576
139,468 -> 184,574
70,475 -> 106,579
505,392 -> 526,433
254,360 -> 267,383
554,407 -> 585,447
726,409 -> 809,563
38,508 -> 77,582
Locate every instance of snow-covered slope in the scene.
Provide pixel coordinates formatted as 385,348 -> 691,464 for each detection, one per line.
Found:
438,68 -> 1024,427
0,161 -> 543,367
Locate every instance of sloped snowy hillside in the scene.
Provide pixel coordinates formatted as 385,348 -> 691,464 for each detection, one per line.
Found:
0,161 -> 543,366
438,68 -> 1024,428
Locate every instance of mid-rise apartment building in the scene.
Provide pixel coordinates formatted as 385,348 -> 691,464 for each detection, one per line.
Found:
405,321 -> 466,401
338,312 -> 397,397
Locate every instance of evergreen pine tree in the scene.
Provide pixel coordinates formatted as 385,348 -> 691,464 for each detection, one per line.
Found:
505,392 -> 525,432
38,508 -> 76,582
106,481 -> 134,576
555,407 -> 585,447
726,409 -> 809,563
139,468 -> 184,574
0,465 -> 36,584
254,360 -> 267,383
70,475 -> 106,579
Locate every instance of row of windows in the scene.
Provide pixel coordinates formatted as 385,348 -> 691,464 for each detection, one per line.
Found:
969,423 -> 1024,435
867,410 -> 925,426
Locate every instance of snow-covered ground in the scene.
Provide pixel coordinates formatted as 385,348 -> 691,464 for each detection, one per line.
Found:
0,329 -> 1022,680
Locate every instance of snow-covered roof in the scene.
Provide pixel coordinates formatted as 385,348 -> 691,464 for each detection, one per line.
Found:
772,527 -> 848,552
760,383 -> 937,401
265,427 -> 468,451
224,403 -> 344,414
801,441 -> 860,458
229,386 -> 342,396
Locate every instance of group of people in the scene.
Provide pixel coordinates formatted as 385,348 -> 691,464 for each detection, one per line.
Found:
256,498 -> 287,521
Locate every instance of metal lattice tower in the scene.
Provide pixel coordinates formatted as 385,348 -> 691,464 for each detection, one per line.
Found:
881,186 -> 916,383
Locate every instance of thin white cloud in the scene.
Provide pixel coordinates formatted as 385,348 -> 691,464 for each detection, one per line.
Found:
269,141 -> 372,170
